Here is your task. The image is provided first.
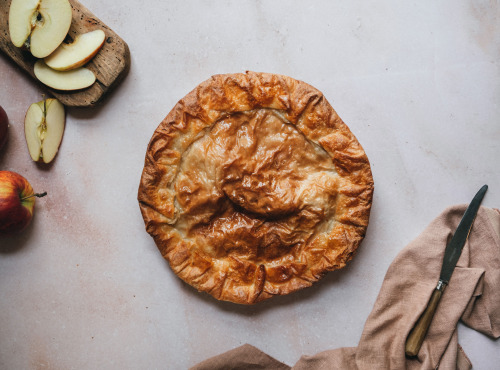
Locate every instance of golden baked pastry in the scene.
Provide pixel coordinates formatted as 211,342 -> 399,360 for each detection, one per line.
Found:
138,72 -> 373,304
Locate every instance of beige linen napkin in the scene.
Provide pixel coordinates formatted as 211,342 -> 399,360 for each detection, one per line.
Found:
191,206 -> 500,370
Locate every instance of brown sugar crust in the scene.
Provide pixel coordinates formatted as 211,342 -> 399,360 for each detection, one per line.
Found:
138,72 -> 374,304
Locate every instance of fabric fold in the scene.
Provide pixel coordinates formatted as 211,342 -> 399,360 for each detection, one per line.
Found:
190,206 -> 500,369
191,343 -> 290,370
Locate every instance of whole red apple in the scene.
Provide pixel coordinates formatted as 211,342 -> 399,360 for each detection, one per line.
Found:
0,105 -> 8,151
0,171 -> 46,235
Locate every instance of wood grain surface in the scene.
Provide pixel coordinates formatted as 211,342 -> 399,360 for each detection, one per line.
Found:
0,0 -> 130,107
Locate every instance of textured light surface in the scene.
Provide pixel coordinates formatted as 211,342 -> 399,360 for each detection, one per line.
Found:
0,0 -> 499,368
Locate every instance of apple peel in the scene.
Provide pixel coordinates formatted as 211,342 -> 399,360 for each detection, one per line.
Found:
0,106 -> 9,151
0,170 -> 47,235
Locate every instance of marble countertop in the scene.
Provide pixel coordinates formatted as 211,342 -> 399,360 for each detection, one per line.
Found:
1,1 -> 499,368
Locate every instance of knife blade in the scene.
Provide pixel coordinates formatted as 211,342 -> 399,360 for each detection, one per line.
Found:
405,185 -> 488,358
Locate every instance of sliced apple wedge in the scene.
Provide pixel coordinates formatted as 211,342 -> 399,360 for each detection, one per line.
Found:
8,0 -> 40,48
45,30 -> 106,71
34,60 -> 96,90
24,98 -> 65,164
9,0 -> 72,58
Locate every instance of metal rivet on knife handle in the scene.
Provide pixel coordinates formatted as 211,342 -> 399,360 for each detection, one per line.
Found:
404,185 -> 488,358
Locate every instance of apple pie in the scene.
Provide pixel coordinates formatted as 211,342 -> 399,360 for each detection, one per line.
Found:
138,72 -> 374,304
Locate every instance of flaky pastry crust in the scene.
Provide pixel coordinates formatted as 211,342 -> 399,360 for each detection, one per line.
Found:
138,72 -> 373,304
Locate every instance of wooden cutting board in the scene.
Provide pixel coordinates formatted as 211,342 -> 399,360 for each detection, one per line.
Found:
0,0 -> 130,107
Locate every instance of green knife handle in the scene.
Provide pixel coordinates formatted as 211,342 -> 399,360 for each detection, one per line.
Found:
405,281 -> 446,357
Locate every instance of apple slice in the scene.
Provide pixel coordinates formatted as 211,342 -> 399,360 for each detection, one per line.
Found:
34,60 -> 96,90
9,0 -> 72,58
24,98 -> 65,164
44,30 -> 106,71
8,0 -> 40,48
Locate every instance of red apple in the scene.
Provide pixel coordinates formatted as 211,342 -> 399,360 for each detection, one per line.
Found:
0,171 -> 46,235
0,105 -> 8,151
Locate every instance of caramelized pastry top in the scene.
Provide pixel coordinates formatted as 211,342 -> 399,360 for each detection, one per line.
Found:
138,72 -> 374,304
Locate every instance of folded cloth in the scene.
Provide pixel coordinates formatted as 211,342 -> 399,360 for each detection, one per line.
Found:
191,206 -> 500,370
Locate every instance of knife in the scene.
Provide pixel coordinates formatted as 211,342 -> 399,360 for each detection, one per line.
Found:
405,185 -> 488,358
